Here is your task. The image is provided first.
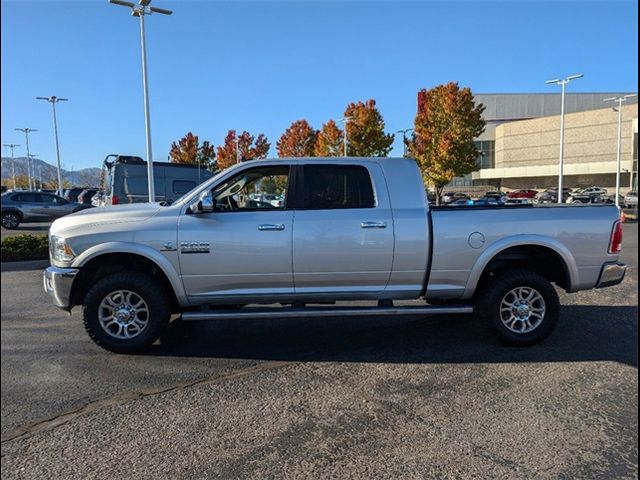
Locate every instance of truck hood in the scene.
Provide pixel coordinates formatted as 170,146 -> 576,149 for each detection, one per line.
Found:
50,203 -> 163,236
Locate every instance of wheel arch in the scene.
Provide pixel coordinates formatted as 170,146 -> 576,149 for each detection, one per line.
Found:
463,235 -> 578,299
70,242 -> 187,310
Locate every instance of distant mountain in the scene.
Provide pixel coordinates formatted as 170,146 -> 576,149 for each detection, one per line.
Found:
0,156 -> 102,187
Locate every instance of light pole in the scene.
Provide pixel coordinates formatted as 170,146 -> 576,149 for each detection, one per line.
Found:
546,74 -> 584,203
339,117 -> 353,156
36,96 -> 68,196
604,94 -> 638,207
235,132 -> 240,164
3,143 -> 19,189
109,0 -> 173,202
15,128 -> 37,191
396,128 -> 413,156
29,155 -> 41,190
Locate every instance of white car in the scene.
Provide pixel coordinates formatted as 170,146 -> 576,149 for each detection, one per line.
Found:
624,190 -> 638,209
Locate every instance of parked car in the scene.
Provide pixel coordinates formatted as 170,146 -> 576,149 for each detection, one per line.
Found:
442,192 -> 470,205
43,157 -> 626,353
505,198 -> 533,205
483,191 -> 507,203
624,190 -> 638,209
64,187 -> 85,203
449,198 -> 474,206
100,154 -> 212,205
77,189 -> 98,205
508,189 -> 538,199
578,186 -> 608,196
535,188 -> 572,203
473,197 -> 501,207
567,188 -> 604,204
1,191 -> 92,229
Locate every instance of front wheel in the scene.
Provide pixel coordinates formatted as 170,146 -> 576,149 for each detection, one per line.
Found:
476,270 -> 560,346
83,271 -> 171,353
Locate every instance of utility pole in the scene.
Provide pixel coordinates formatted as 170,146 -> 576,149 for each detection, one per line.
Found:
29,155 -> 40,189
15,128 -> 37,191
396,128 -> 413,156
604,94 -> 638,207
36,96 -> 68,196
3,143 -> 19,189
545,74 -> 584,203
109,0 -> 173,202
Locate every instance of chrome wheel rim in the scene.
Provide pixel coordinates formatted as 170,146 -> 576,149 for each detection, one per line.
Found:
98,290 -> 149,340
500,286 -> 546,334
2,213 -> 19,228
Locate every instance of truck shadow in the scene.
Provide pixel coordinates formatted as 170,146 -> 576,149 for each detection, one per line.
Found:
150,305 -> 638,368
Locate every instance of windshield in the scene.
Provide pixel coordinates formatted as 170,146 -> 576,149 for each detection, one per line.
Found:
172,167 -> 228,206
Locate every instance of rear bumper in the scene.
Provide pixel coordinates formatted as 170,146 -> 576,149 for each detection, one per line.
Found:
43,265 -> 79,310
596,262 -> 627,289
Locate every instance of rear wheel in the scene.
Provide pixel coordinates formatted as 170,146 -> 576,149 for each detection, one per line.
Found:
476,270 -> 560,346
83,271 -> 170,353
1,211 -> 21,229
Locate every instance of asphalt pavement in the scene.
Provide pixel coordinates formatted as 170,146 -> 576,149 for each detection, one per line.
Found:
0,225 -> 637,479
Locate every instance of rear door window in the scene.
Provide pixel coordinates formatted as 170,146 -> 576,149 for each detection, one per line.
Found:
302,164 -> 375,209
12,193 -> 40,203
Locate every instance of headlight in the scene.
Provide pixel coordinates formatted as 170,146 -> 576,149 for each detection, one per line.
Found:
50,235 -> 76,263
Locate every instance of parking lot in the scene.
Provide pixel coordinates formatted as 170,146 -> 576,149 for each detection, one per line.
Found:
0,224 -> 637,479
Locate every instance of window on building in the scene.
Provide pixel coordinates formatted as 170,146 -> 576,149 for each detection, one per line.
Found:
475,140 -> 495,169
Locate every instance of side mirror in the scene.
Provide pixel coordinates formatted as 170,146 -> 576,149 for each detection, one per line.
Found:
190,190 -> 214,214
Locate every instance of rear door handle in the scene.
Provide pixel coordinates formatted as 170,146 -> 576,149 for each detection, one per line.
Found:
258,224 -> 285,231
360,221 -> 387,229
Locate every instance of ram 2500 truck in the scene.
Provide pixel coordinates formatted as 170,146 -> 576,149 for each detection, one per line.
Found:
44,158 -> 626,353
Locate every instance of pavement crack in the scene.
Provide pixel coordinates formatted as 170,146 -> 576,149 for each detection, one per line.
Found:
1,360 -> 292,445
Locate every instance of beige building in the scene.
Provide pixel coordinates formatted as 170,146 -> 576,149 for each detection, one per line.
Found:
473,103 -> 638,192
447,93 -> 639,193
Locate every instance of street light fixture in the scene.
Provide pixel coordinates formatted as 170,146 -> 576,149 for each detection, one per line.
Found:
15,128 -> 37,191
396,128 -> 413,156
28,154 -> 41,190
604,93 -> 638,207
109,0 -> 173,202
3,143 -> 19,189
546,74 -> 584,203
338,117 -> 353,157
36,96 -> 68,196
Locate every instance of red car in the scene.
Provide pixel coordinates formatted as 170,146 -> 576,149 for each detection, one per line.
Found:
507,189 -> 538,199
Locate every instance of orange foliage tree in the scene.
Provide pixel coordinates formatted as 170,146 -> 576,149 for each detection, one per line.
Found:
276,120 -> 318,157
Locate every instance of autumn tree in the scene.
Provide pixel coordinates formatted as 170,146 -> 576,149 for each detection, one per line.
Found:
276,120 -> 318,157
314,120 -> 344,157
343,99 -> 394,157
216,130 -> 271,170
169,132 -> 216,171
408,82 -> 485,205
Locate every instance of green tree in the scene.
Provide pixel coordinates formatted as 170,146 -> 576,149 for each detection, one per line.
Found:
344,99 -> 394,156
169,132 -> 216,172
276,120 -> 318,157
408,82 -> 485,205
314,119 -> 344,157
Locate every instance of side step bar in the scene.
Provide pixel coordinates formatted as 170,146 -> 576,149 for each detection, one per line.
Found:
182,304 -> 474,321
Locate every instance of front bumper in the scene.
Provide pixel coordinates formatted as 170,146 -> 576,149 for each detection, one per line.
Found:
596,262 -> 627,289
43,266 -> 79,310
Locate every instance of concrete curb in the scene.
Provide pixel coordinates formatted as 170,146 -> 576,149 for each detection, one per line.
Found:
0,259 -> 49,272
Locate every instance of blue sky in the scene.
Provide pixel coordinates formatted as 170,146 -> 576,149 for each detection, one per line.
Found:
1,0 -> 638,170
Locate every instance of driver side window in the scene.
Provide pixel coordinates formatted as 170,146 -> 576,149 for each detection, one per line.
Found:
211,166 -> 289,212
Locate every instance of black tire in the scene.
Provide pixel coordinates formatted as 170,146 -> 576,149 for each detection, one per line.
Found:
82,271 -> 171,353
476,270 -> 560,346
1,211 -> 21,230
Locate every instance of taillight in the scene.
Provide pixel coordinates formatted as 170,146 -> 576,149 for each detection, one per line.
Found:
112,195 -> 119,205
608,220 -> 623,254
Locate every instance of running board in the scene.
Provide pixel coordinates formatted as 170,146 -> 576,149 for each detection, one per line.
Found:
182,304 -> 474,321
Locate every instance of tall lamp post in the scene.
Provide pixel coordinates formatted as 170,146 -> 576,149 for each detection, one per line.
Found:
36,96 -> 68,196
545,74 -> 584,203
396,128 -> 413,156
15,128 -> 37,191
29,155 -> 41,190
604,94 -> 638,207
109,0 -> 173,202
3,143 -> 19,189
339,117 -> 353,156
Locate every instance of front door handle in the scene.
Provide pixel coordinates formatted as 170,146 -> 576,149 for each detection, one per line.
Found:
360,221 -> 387,229
258,224 -> 285,231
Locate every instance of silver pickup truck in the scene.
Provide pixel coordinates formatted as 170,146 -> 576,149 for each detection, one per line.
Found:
44,157 -> 626,353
